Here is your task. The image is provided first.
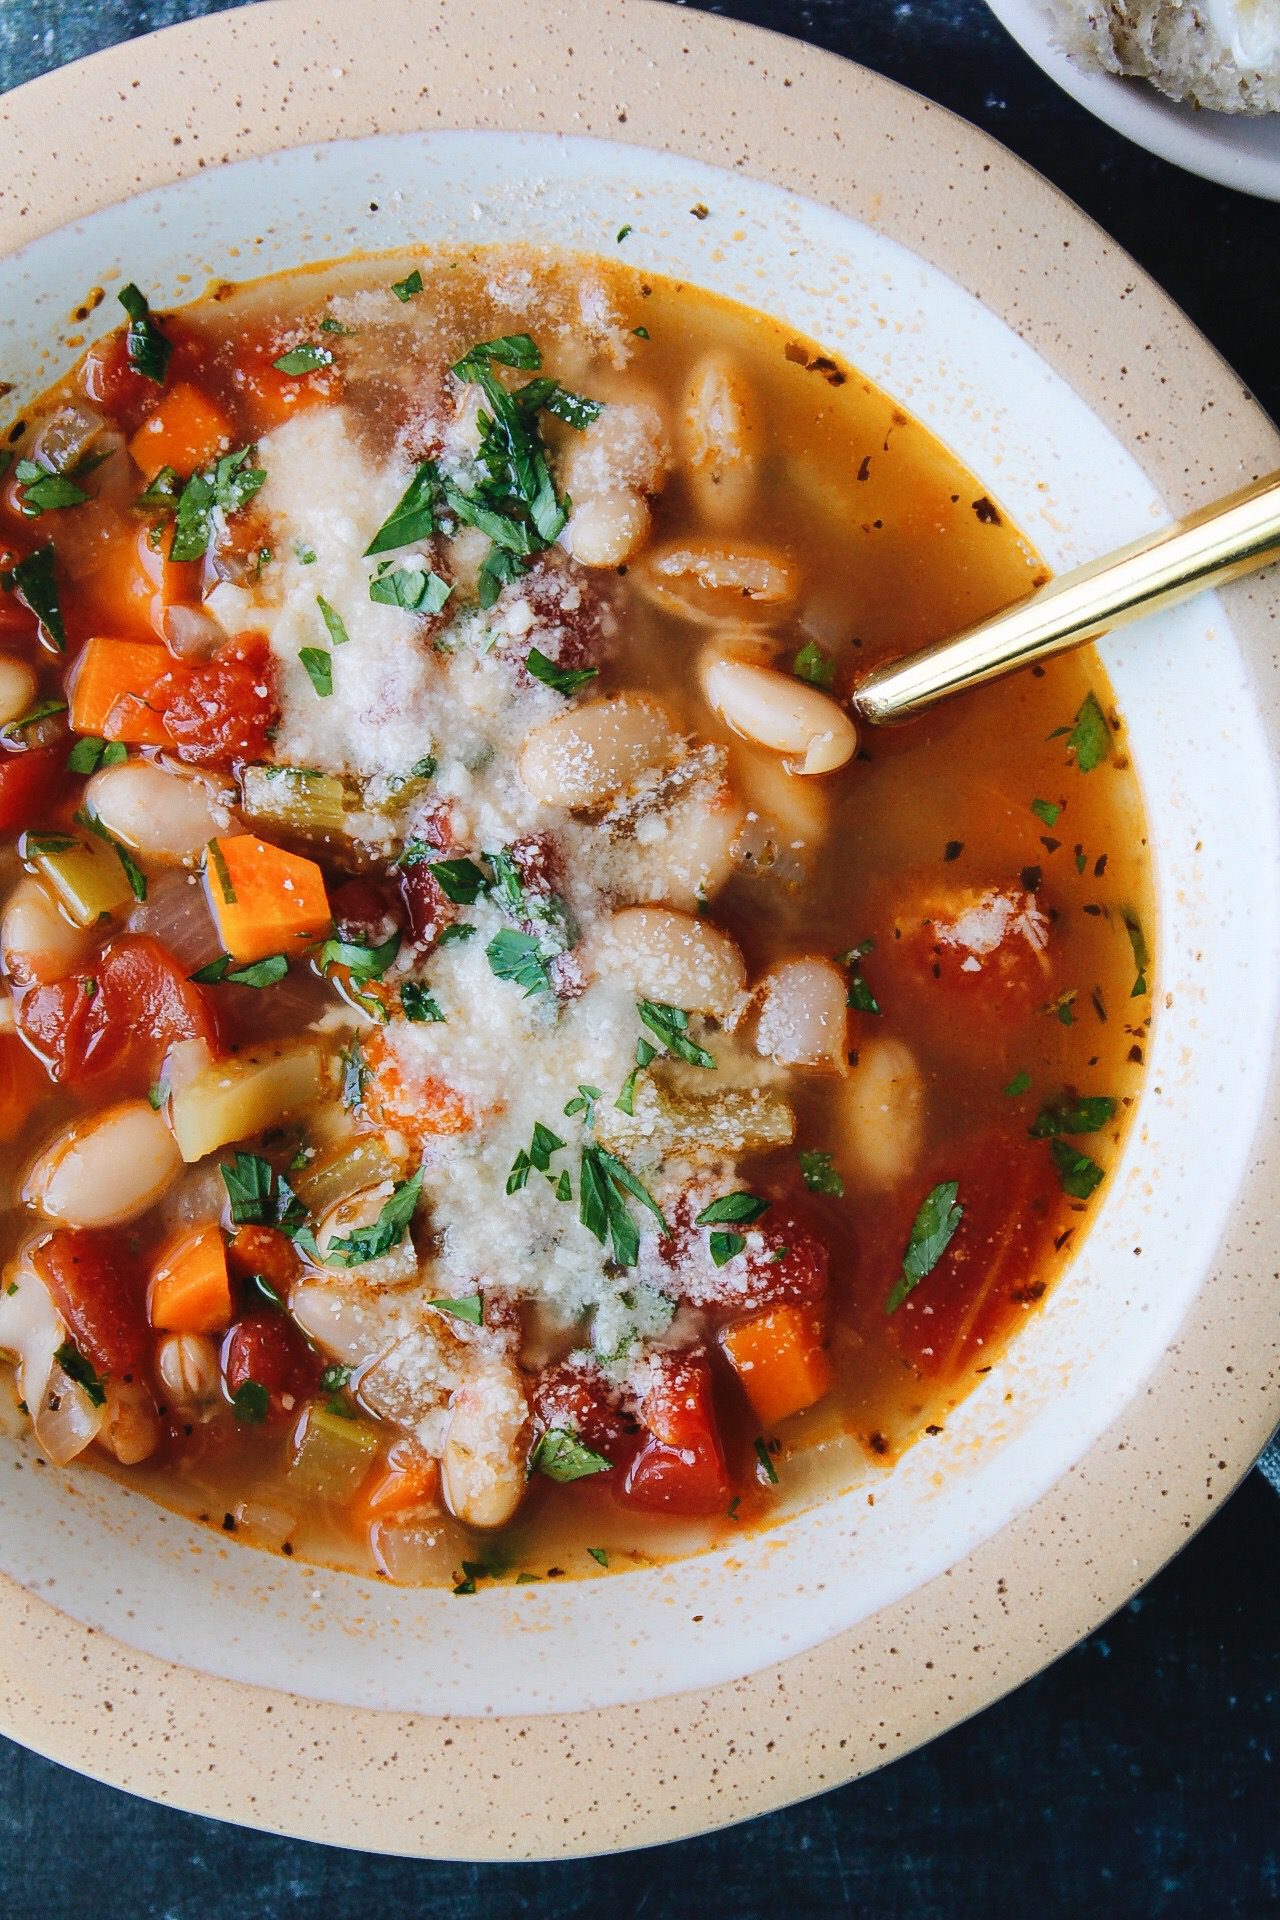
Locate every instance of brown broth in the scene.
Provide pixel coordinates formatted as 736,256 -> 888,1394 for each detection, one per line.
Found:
0,248 -> 1152,1586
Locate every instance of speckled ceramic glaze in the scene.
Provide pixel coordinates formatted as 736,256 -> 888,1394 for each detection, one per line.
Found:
0,0 -> 1277,1859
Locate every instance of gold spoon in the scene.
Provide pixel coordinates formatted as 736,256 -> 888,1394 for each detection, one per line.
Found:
853,469 -> 1280,726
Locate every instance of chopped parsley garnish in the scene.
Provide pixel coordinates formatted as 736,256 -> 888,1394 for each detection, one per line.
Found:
1049,1139 -> 1105,1199
885,1180 -> 964,1315
244,1272 -> 285,1311
118,282 -> 172,385
1067,690 -> 1112,773
1123,910 -> 1150,997
431,1294 -> 484,1326
1003,1070 -> 1032,1097
753,1437 -> 779,1485
617,225 -> 633,243
428,857 -> 488,904
792,639 -> 835,689
579,1144 -> 667,1269
66,736 -> 125,775
615,1037 -> 657,1115
710,1231 -> 746,1267
486,926 -> 553,996
191,952 -> 289,988
798,1148 -> 844,1197
836,938 -> 880,1015
525,382 -> 604,431
170,447 -> 266,563
299,646 -> 332,697
1030,797 -> 1062,828
369,560 -> 452,613
2,546 -> 65,649
365,462 -> 442,556
399,981 -> 444,1023
75,806 -> 146,900
316,595 -> 350,647
55,1340 -> 106,1407
1030,1094 -> 1116,1138
340,1034 -> 370,1110
1,697 -> 67,738
318,930 -> 401,981
220,1152 -> 308,1235
696,1192 -> 770,1227
318,315 -> 353,335
525,646 -> 599,696
391,268 -> 424,301
507,1120 -> 567,1194
272,341 -> 333,375
137,465 -> 180,510
451,333 -> 542,378
324,1167 -> 423,1267
563,1084 -> 602,1123
14,460 -> 89,515
231,1380 -> 270,1425
587,1546 -> 609,1567
637,1000 -> 715,1069
437,921 -> 477,947
531,1427 -> 613,1482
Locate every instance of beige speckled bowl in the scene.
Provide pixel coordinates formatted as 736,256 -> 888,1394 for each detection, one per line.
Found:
0,0 -> 1278,1858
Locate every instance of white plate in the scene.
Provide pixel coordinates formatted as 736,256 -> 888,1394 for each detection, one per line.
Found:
984,0 -> 1280,198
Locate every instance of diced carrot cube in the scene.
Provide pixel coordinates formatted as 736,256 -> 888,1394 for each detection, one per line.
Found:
363,1032 -> 473,1141
149,1224 -> 232,1334
353,1438 -> 440,1526
69,635 -> 174,744
720,1303 -> 834,1425
204,834 -> 331,965
232,353 -> 340,433
128,382 -> 232,477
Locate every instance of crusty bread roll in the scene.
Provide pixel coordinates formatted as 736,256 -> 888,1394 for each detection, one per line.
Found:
1052,0 -> 1280,114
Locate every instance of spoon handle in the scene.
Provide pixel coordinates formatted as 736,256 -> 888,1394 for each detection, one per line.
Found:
854,468 -> 1280,726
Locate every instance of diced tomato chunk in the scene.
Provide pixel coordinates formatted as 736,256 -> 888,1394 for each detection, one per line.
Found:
398,861 -> 454,949
0,1029 -> 46,1139
0,541 -> 37,633
663,1191 -> 830,1313
33,1228 -> 149,1378
531,1358 -> 641,1467
0,745 -> 62,835
231,346 -> 341,434
17,934 -> 219,1095
227,1225 -> 302,1300
886,883 -> 1053,1049
221,1310 -> 320,1418
619,1350 -> 730,1515
152,636 -> 278,769
80,319 -> 209,437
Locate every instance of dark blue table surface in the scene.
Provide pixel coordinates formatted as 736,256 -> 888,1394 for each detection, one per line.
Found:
1,3 -> 1277,1913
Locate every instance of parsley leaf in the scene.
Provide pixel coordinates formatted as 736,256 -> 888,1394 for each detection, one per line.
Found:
792,639 -> 835,689
272,342 -> 333,375
0,696 -> 67,738
431,1294 -> 484,1326
451,333 -> 541,378
192,952 -> 289,988
696,1192 -> 770,1226
637,1000 -> 715,1069
710,1231 -> 746,1267
364,462 -> 441,555
1003,1070 -> 1032,1097
399,981 -> 444,1023
836,938 -> 880,1015
754,1436 -> 780,1485
170,447 -> 266,563
324,1167 -> 423,1267
318,930 -> 401,981
507,1120 -> 567,1193
391,268 -> 423,301
1049,1139 -> 1105,1199
14,459 -> 89,515
437,922 -> 477,947
885,1181 -> 964,1315
531,1427 -> 612,1482
232,1380 -> 269,1425
316,595 -> 350,647
798,1148 -> 844,1196
118,282 -> 172,384
220,1152 -> 308,1234
299,646 -> 332,697
55,1340 -> 106,1407
525,646 -> 599,696
1067,691 -> 1112,773
1030,797 -> 1062,828
1123,910 -> 1150,997
1029,1095 -> 1116,1138
428,857 -> 488,904
615,1037 -> 657,1115
487,927 -> 552,996
369,561 -> 452,613
579,1144 -> 667,1268
75,806 -> 146,900
3,546 -> 65,649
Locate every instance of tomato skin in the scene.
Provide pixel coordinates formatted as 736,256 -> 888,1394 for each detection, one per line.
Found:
531,1358 -> 641,1468
221,1310 -> 320,1417
0,746 -> 63,835
663,1192 -> 831,1314
152,636 -> 278,769
17,934 -> 219,1095
881,883 -> 1053,1065
619,1350 -> 730,1515
33,1228 -> 150,1378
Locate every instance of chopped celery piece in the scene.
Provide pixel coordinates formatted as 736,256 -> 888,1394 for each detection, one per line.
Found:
22,831 -> 134,926
169,1042 -> 329,1163
596,1077 -> 795,1155
292,1133 -> 403,1216
287,1404 -> 379,1501
240,763 -> 349,835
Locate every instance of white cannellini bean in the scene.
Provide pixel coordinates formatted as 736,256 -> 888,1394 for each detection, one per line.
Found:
702,651 -> 857,775
84,761 -> 229,862
155,1332 -> 220,1405
561,396 -> 671,499
594,905 -> 747,1020
0,1260 -> 63,1419
0,654 -> 38,729
615,778 -> 744,912
97,1378 -> 160,1465
639,538 -> 801,625
731,742 -> 831,864
1,875 -> 92,985
564,488 -> 651,567
519,695 -> 682,811
441,1360 -> 530,1531
680,352 -> 761,528
313,1183 -> 420,1290
25,1099 -> 183,1227
755,957 -> 849,1074
289,1277 -> 409,1368
843,1037 -> 926,1189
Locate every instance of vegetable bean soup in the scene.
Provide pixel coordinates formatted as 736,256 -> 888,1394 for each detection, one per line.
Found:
0,250 -> 1152,1587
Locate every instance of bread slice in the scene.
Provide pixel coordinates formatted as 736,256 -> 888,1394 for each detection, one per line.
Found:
1052,1 -> 1280,113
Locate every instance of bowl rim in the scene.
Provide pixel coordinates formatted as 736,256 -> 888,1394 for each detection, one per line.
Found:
1,0 -> 1278,1860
